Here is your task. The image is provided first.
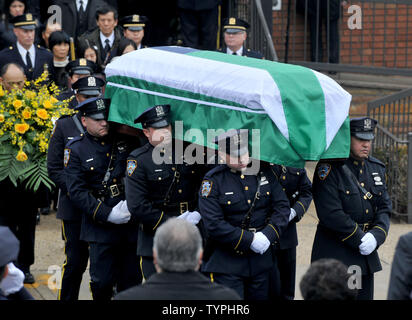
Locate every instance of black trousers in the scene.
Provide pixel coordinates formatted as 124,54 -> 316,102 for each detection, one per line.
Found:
309,15 -> 339,63
357,273 -> 374,300
58,220 -> 89,301
89,241 -> 141,301
212,270 -> 270,300
269,246 -> 297,300
179,6 -> 219,50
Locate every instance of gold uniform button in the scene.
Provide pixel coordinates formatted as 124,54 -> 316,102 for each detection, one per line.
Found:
247,200 -> 251,204
360,170 -> 363,174
266,192 -> 270,195
363,196 -> 367,200
191,171 -> 195,174
245,186 -> 249,191
361,182 -> 365,187
240,175 -> 245,179
346,191 -> 350,194
158,177 -> 162,180
227,201 -> 231,205
178,189 -> 182,194
366,209 -> 369,214
283,188 -> 286,191
282,176 -> 286,180
107,153 -> 110,157
113,178 -> 117,183
297,172 -> 300,175
101,142 -> 105,145
172,167 -> 176,171
90,167 -> 94,170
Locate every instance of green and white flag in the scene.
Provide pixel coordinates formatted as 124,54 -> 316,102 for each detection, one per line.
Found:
105,46 -> 351,168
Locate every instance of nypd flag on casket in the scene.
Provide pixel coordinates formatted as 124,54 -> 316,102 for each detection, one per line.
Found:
104,46 -> 352,168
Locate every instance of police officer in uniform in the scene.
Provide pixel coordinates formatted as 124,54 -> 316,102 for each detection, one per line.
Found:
311,117 -> 392,300
268,164 -> 312,300
57,58 -> 97,109
198,129 -> 290,300
125,104 -> 207,280
120,14 -> 148,49
64,97 -> 141,300
47,76 -> 104,301
0,13 -> 54,82
219,17 -> 263,59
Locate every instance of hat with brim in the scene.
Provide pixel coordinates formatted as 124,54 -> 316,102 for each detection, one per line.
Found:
16,24 -> 36,30
133,104 -> 171,128
0,226 -> 19,267
224,27 -> 246,34
87,112 -> 107,120
352,132 -> 375,141
72,67 -> 92,75
76,88 -> 101,96
12,13 -> 37,30
350,117 -> 377,141
215,129 -> 249,157
127,25 -> 144,31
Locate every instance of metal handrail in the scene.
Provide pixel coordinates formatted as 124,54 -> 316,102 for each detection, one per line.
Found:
254,0 -> 278,61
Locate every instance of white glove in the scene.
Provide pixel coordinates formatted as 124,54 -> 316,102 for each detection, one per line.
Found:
120,200 -> 131,215
0,263 -> 25,295
359,232 -> 377,255
107,200 -> 131,224
177,211 -> 202,225
289,208 -> 297,222
250,232 -> 270,255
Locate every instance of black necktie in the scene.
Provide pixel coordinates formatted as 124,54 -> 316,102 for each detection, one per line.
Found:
104,39 -> 110,54
26,51 -> 33,70
79,0 -> 85,20
232,52 -> 237,56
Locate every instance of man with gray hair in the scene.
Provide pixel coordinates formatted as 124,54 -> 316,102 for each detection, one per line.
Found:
114,218 -> 240,300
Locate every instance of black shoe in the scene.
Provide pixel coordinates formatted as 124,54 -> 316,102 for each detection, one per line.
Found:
24,272 -> 35,284
40,207 -> 50,215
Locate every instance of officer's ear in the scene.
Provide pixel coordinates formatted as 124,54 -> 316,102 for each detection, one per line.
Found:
80,116 -> 88,127
142,127 -> 151,139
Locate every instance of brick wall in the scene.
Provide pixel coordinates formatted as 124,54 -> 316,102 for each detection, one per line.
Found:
272,0 -> 412,68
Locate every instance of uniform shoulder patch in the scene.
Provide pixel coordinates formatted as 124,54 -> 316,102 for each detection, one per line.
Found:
317,163 -> 331,180
129,143 -> 151,159
64,148 -> 71,167
127,160 -> 137,176
201,180 -> 213,197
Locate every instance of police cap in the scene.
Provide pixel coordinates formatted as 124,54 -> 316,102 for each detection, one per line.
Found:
11,13 -> 37,30
223,17 -> 249,34
65,58 -> 96,76
120,14 -> 148,31
350,117 -> 377,140
134,104 -> 171,128
0,226 -> 19,268
215,129 -> 249,157
75,97 -> 110,120
72,76 -> 105,96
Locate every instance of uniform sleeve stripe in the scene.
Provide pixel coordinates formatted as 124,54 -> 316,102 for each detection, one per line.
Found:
342,224 -> 358,242
373,226 -> 387,239
93,200 -> 102,220
152,211 -> 164,231
234,229 -> 244,250
268,224 -> 280,239
297,201 -> 306,212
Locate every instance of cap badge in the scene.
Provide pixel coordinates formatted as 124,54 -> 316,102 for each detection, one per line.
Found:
88,77 -> 96,87
79,58 -> 87,66
364,118 -> 372,130
96,99 -> 105,110
26,14 -> 33,21
229,17 -> 236,25
132,15 -> 139,22
155,106 -> 165,117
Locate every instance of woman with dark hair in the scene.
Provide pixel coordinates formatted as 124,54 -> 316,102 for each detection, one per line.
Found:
0,0 -> 26,50
79,40 -> 99,65
48,30 -> 70,89
109,38 -> 137,63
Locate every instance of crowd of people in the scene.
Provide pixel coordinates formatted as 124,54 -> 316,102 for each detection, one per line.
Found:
0,0 -> 410,302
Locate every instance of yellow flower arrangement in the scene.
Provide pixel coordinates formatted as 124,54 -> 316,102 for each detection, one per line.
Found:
0,71 -> 73,191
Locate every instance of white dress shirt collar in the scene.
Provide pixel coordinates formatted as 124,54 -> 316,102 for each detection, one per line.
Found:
100,31 -> 115,48
76,0 -> 88,11
16,41 -> 35,67
226,46 -> 243,56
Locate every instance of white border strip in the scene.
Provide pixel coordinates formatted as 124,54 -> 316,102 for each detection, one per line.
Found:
107,81 -> 268,114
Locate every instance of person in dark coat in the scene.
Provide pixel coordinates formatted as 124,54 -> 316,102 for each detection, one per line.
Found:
0,226 -> 34,300
0,0 -> 25,50
125,104 -> 208,281
218,17 -> 263,59
387,231 -> 412,300
53,0 -> 108,42
311,117 -> 392,300
64,97 -> 141,300
78,5 -> 123,69
268,164 -> 312,300
198,129 -> 290,300
0,13 -> 54,82
48,30 -> 70,89
47,76 -> 104,301
114,218 -> 241,300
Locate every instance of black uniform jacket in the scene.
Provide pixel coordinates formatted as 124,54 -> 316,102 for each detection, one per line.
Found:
218,46 -> 264,59
114,270 -> 241,300
198,163 -> 290,277
64,131 -> 138,244
269,164 -> 312,249
0,43 -> 54,81
311,156 -> 391,275
125,141 -> 207,257
47,114 -> 85,221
